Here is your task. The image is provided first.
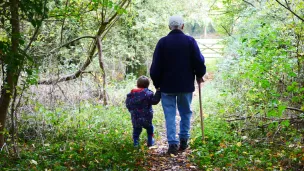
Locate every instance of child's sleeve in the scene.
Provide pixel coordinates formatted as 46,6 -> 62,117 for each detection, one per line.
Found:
149,90 -> 161,105
125,95 -> 132,110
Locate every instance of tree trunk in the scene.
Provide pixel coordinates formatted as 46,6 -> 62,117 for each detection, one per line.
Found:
0,0 -> 20,148
96,37 -> 107,106
204,21 -> 207,38
0,76 -> 14,147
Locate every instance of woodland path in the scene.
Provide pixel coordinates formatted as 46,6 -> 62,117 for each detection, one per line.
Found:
143,73 -> 215,171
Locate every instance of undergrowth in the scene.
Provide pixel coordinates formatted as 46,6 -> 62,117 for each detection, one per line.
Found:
190,81 -> 304,170
0,104 -> 151,170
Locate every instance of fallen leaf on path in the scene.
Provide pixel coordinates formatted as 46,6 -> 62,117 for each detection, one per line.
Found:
255,159 -> 261,164
172,166 -> 180,170
170,154 -> 177,157
177,159 -> 184,162
149,146 -> 158,149
30,160 -> 38,165
95,159 -> 99,163
226,163 -> 232,167
219,143 -> 226,148
160,157 -> 168,161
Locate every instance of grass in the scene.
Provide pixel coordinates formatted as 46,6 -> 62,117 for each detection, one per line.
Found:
0,104 -> 151,170
0,75 -> 166,170
205,58 -> 223,73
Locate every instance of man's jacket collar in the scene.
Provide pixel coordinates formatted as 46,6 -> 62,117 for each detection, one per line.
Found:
168,29 -> 184,35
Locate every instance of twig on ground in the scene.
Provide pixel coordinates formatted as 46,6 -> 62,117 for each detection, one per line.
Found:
274,106 -> 304,113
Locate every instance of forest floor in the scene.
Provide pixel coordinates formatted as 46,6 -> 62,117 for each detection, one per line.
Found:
144,114 -> 198,171
144,73 -> 215,171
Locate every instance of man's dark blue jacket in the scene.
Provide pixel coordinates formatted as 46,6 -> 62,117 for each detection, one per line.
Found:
150,29 -> 206,93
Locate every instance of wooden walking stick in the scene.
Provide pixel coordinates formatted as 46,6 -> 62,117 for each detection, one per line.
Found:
198,81 -> 205,142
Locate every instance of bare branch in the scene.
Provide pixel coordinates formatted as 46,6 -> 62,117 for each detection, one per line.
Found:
220,25 -> 232,36
274,106 -> 304,113
24,0 -> 48,52
275,0 -> 304,22
96,37 -> 107,105
49,35 -> 96,53
60,0 -> 70,44
208,0 -> 218,12
38,29 -> 106,85
106,0 -> 130,24
227,116 -> 303,122
38,51 -> 98,84
38,0 -> 131,85
24,24 -> 42,52
100,15 -> 120,39
242,0 -> 255,7
56,84 -> 70,102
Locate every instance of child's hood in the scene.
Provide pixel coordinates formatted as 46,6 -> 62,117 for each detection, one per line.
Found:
131,88 -> 145,93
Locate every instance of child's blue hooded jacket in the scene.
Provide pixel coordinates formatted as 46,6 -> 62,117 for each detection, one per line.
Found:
126,88 -> 161,127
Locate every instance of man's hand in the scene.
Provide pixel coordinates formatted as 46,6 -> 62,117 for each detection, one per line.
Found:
196,77 -> 204,84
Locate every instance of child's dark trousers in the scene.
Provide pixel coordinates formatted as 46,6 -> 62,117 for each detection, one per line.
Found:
133,123 -> 154,146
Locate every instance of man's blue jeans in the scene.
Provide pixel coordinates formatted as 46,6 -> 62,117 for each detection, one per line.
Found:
161,92 -> 193,145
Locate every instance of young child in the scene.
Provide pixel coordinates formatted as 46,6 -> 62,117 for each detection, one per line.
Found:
126,76 -> 161,147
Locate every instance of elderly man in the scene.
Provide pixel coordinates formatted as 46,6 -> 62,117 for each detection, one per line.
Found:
150,15 -> 206,154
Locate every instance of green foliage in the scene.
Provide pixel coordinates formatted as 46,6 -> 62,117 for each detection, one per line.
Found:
20,0 -> 49,27
0,104 -> 147,170
102,0 -> 216,77
191,116 -> 304,170
210,0 -> 304,120
1,0 -> 303,170
189,0 -> 304,169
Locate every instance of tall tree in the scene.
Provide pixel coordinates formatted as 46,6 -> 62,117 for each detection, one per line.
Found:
0,0 -> 21,148
0,0 -> 131,148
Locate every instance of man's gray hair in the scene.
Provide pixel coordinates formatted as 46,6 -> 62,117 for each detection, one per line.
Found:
169,15 -> 184,30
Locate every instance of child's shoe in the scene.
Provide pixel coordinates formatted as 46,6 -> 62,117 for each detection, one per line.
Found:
147,134 -> 155,147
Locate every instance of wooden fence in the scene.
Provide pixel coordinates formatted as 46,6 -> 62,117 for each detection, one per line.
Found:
196,39 -> 224,58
